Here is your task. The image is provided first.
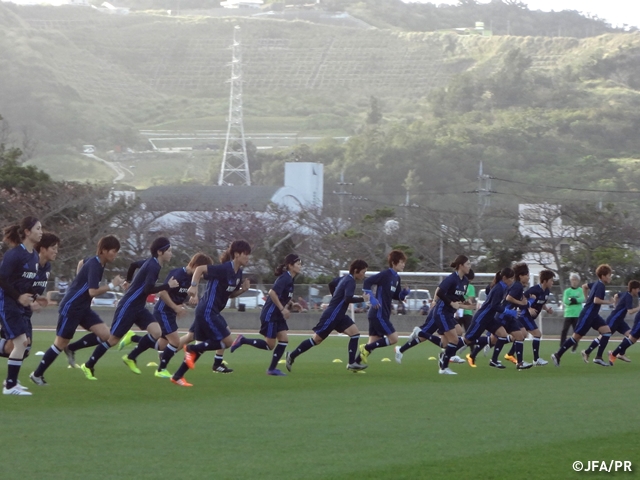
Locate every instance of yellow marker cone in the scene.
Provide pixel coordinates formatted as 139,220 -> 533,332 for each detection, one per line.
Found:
278,359 -> 285,364
428,356 -> 437,360
381,358 -> 391,362
332,359 -> 343,363
146,362 -> 158,367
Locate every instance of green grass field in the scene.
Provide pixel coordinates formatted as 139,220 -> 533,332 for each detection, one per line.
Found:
2,332 -> 639,479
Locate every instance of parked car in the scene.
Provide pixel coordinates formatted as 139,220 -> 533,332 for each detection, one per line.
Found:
226,288 -> 266,309
404,289 -> 432,312
91,291 -> 123,307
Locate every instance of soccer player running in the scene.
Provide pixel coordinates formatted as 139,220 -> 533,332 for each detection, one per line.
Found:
356,250 -> 410,366
79,237 -> 178,380
171,240 -> 251,387
230,253 -> 300,376
150,252 -> 213,378
284,259 -> 369,373
504,269 -> 556,367
608,303 -> 640,363
30,236 -> 124,383
0,217 -> 43,395
551,264 -> 614,367
431,255 -> 471,375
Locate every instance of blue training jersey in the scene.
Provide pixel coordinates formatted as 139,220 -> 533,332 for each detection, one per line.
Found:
364,268 -> 406,322
0,244 -> 40,307
154,267 -> 192,314
473,280 -> 510,324
115,257 -> 162,315
522,284 -> 550,320
436,271 -> 469,314
496,280 -> 524,321
578,280 -> 606,321
319,274 -> 361,324
606,291 -> 633,325
195,262 -> 243,317
261,271 -> 295,322
59,256 -> 105,314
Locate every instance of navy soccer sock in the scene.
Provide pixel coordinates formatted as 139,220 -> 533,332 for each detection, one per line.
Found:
366,337 -> 390,353
269,342 -> 287,371
85,341 -> 111,369
595,333 -> 611,359
159,344 -> 178,371
33,345 -> 61,377
515,340 -> 524,364
213,354 -> 225,369
456,337 -> 465,351
131,335 -> 143,343
290,338 -> 315,360
242,337 -> 270,350
189,340 -> 222,354
532,337 -> 541,361
5,357 -> 22,389
348,335 -> 360,364
441,342 -> 457,369
67,334 -> 99,352
555,337 -> 576,359
491,337 -> 509,363
585,337 -> 600,355
507,342 -> 516,357
172,361 -> 191,381
127,334 -> 156,361
400,338 -> 420,353
613,337 -> 633,356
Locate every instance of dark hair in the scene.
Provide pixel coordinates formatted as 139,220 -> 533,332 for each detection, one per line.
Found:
466,269 -> 475,281
513,262 -> 529,281
596,264 -> 612,278
275,253 -> 301,276
388,250 -> 407,267
35,232 -> 60,252
188,252 -> 213,270
539,270 -> 555,283
490,267 -> 515,288
220,240 -> 251,263
96,235 -> 121,254
349,259 -> 369,275
3,216 -> 39,246
450,255 -> 469,269
628,280 -> 640,291
150,236 -> 171,257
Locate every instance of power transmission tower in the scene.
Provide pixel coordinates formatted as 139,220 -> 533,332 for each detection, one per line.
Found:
218,25 -> 250,186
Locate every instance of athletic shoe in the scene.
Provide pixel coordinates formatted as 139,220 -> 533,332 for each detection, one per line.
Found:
617,353 -> 631,363
266,369 -> 286,376
358,344 -> 370,364
154,369 -> 172,379
184,346 -> 197,370
3,386 -> 32,395
117,330 -> 136,351
122,355 -> 141,374
171,377 -> 193,387
450,355 -> 465,364
63,347 -> 77,368
466,353 -> 476,368
593,358 -> 610,367
3,380 -> 28,391
29,372 -> 48,386
230,334 -> 244,353
534,358 -> 548,366
80,363 -> 97,380
516,362 -> 533,370
213,365 -> 234,374
608,351 -> 617,365
438,368 -> 457,375
394,346 -> 403,364
551,353 -> 560,367
504,354 -> 517,365
346,362 -> 367,371
489,360 -> 506,369
409,326 -> 421,342
285,352 -> 294,372
581,350 -> 589,364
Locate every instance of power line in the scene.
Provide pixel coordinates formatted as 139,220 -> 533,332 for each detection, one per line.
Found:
490,176 -> 640,194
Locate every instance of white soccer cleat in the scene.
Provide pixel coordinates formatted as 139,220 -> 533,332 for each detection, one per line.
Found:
438,367 -> 457,375
394,346 -> 403,364
3,385 -> 32,395
534,358 -> 548,366
409,326 -> 421,342
449,355 -> 466,364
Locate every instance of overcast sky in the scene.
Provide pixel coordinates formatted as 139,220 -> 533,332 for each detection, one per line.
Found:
407,1 -> 640,28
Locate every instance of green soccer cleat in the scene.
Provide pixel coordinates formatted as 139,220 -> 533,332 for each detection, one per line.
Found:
80,363 -> 98,381
358,344 -> 370,364
154,369 -> 172,379
122,355 -> 141,374
118,330 -> 136,351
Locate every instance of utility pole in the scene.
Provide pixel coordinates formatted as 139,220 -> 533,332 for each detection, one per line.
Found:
333,170 -> 353,220
218,26 -> 250,186
477,161 -> 491,235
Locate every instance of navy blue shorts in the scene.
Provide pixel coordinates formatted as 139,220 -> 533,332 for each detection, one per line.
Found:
57,308 -> 104,340
111,308 -> 156,338
630,320 -> 640,339
368,314 -> 395,337
0,300 -> 30,340
260,319 -> 289,339
486,318 -> 505,335
434,304 -> 457,333
193,312 -> 231,342
503,316 -> 523,333
153,309 -> 179,336
575,314 -> 607,337
609,319 -> 631,336
520,315 -> 538,332
313,314 -> 355,340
